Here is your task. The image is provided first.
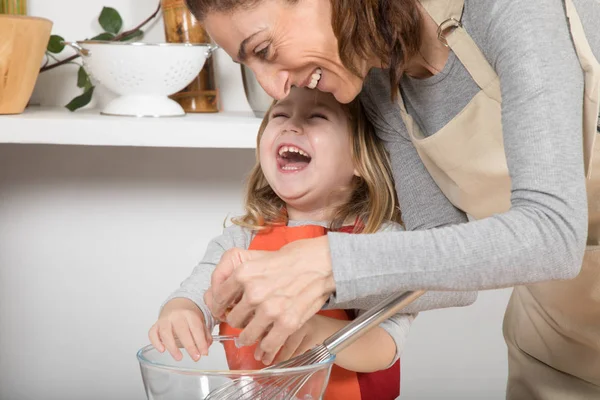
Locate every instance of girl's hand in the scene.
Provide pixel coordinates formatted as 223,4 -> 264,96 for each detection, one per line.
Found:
148,298 -> 211,362
209,236 -> 336,365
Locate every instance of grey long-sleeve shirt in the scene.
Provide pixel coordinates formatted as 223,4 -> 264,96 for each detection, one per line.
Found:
327,0 -> 599,307
166,220 -> 478,363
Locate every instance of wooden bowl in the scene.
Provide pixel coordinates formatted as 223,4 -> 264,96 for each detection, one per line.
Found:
0,15 -> 52,114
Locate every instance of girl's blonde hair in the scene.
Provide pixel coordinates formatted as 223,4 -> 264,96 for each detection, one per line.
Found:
232,98 -> 401,234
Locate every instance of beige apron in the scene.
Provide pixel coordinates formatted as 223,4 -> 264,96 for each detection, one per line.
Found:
404,1 -> 600,398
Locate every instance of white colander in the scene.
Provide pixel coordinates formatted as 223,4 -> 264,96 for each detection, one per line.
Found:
65,41 -> 217,117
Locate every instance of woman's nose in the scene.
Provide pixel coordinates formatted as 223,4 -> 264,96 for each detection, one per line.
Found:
253,66 -> 290,100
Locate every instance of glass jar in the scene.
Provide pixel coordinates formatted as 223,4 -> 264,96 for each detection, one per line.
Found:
0,0 -> 27,15
161,0 -> 219,113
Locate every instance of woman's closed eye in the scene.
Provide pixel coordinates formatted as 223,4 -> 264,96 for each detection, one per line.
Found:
254,42 -> 271,60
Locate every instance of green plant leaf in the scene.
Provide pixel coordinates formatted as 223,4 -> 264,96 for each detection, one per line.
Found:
98,7 -> 123,35
76,67 -> 93,91
47,35 -> 65,54
65,86 -> 95,112
91,32 -> 115,41
119,29 -> 144,42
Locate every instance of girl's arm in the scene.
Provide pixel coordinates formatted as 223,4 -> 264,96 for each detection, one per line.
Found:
275,313 -> 413,373
162,224 -> 253,332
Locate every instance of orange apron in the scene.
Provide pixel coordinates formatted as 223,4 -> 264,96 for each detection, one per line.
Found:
409,1 -> 600,398
220,224 -> 401,400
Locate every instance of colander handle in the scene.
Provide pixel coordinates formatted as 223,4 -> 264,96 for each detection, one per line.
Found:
63,41 -> 90,57
205,44 -> 219,58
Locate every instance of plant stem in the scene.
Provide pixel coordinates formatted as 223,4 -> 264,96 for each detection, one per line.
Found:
39,1 -> 161,73
113,2 -> 161,41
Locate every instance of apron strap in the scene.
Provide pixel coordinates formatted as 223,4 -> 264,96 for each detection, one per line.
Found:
564,0 -> 600,178
419,0 -> 463,27
419,0 -> 502,103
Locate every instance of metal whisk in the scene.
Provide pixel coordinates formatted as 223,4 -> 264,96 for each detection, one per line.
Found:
205,290 -> 426,400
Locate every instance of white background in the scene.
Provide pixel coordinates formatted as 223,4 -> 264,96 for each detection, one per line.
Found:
0,1 -> 512,399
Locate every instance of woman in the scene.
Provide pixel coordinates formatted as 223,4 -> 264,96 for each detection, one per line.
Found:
186,0 -> 600,397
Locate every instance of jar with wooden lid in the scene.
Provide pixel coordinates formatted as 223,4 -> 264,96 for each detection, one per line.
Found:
0,0 -> 27,14
161,0 -> 219,113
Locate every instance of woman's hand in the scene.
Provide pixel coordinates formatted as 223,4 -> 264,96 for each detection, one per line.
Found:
208,236 -> 336,365
148,298 -> 211,362
264,315 -> 326,365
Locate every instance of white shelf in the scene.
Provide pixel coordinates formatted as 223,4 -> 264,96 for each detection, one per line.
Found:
0,107 -> 261,149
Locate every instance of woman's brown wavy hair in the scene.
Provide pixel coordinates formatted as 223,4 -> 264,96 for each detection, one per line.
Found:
185,0 -> 422,96
231,97 -> 401,234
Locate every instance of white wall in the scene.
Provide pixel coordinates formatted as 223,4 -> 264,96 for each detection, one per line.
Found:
0,0 -> 513,399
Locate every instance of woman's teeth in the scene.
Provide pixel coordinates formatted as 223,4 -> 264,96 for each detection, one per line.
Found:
307,68 -> 322,89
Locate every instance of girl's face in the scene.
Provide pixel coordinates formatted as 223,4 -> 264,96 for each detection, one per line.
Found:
203,0 -> 366,104
259,87 -> 357,220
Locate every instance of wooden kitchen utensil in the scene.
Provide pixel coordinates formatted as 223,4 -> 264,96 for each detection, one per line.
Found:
0,15 -> 52,114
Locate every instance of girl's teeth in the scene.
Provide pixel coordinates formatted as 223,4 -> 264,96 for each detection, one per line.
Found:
278,146 -> 309,157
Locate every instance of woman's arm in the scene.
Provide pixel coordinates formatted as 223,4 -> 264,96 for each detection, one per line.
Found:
210,0 -> 590,363
328,0 -> 588,304
325,222 -> 477,312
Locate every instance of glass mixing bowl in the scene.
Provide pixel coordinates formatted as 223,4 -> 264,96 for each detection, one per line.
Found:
137,335 -> 335,400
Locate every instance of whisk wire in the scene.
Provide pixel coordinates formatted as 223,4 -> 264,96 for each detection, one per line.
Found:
204,290 -> 425,400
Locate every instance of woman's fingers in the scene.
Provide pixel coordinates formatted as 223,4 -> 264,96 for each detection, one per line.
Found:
256,283 -> 328,365
209,248 -> 256,318
271,329 -> 304,365
211,237 -> 335,365
235,299 -> 275,346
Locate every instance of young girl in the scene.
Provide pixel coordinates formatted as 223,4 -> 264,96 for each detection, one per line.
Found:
150,86 -> 415,399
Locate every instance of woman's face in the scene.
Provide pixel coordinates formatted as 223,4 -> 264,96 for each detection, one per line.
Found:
203,0 -> 366,104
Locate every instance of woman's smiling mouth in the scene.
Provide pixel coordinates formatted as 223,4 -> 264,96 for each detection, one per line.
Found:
307,68 -> 322,89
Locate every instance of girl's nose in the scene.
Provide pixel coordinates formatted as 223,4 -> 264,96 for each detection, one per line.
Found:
253,66 -> 290,100
282,117 -> 303,135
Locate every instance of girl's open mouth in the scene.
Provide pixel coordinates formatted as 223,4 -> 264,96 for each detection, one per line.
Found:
276,144 -> 312,172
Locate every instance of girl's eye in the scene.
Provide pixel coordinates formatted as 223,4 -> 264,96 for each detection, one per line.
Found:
271,113 -> 289,119
310,113 -> 328,120
254,43 -> 271,60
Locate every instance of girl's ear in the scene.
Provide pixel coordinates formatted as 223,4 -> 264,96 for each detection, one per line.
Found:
354,168 -> 361,178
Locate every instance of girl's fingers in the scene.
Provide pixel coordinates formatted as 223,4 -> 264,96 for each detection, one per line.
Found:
187,314 -> 209,356
173,319 -> 201,361
159,323 -> 183,361
148,323 -> 164,352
